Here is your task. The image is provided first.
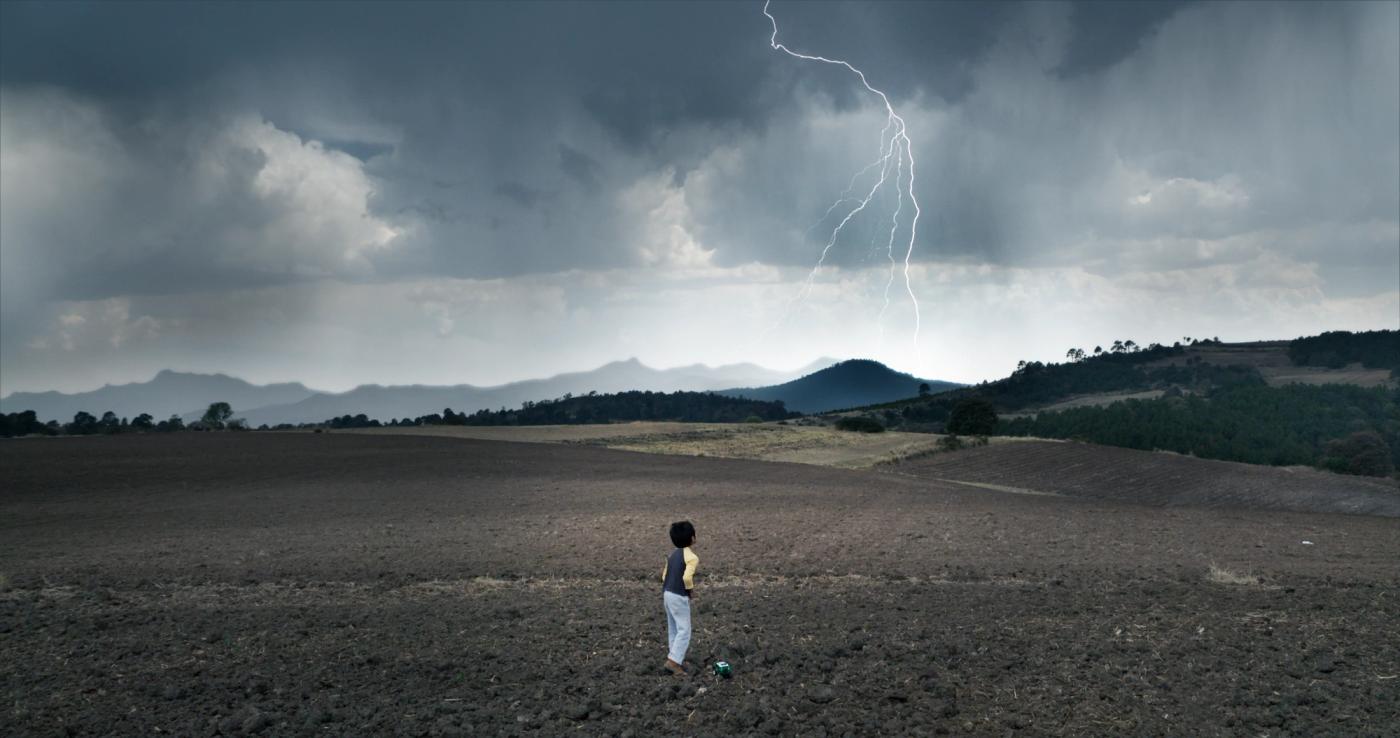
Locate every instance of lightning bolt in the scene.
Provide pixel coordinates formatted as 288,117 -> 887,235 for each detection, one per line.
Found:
762,0 -> 922,353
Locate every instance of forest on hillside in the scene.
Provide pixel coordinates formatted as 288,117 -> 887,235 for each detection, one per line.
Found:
998,384 -> 1400,477
850,331 -> 1400,478
1288,330 -> 1400,371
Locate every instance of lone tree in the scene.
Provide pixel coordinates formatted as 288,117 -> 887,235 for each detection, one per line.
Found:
202,402 -> 233,430
918,382 -> 932,397
946,398 -> 998,436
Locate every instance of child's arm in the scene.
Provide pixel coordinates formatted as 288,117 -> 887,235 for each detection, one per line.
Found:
682,548 -> 699,594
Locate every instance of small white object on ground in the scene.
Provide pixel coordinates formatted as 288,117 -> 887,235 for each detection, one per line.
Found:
1301,540 -> 1314,545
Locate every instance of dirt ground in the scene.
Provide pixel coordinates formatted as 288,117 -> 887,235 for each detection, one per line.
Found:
893,441 -> 1400,517
345,423 -> 728,445
3,433 -> 1399,737
350,423 -> 974,469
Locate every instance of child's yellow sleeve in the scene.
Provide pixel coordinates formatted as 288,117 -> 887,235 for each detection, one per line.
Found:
682,547 -> 699,590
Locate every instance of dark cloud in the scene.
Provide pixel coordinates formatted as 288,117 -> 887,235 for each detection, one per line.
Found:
558,143 -> 602,190
1,1 -> 1395,394
1055,1 -> 1191,77
494,182 -> 550,209
3,1 -> 1393,277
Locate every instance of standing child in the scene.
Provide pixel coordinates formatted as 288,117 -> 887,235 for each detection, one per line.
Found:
661,520 -> 699,676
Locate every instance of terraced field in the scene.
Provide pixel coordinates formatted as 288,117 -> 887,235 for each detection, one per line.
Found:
1144,342 -> 1396,389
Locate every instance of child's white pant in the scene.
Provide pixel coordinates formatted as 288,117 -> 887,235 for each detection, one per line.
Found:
663,591 -> 691,664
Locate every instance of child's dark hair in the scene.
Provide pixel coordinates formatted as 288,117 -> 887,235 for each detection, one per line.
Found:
669,520 -> 695,548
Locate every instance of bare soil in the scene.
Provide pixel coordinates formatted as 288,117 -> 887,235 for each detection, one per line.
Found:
344,423 -> 729,444
351,423 -> 962,469
891,440 -> 1400,517
3,433 -> 1398,737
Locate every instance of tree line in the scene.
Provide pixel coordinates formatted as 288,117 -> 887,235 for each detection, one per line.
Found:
308,391 -> 796,428
1288,329 -> 1399,373
4,390 -> 797,437
0,402 -> 243,437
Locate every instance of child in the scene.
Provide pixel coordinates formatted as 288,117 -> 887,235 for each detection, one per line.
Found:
661,520 -> 699,676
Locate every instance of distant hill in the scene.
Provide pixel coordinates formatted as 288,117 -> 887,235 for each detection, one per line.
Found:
718,359 -> 961,414
867,331 -> 1398,421
235,358 -> 838,427
848,330 -> 1400,478
0,358 -> 840,427
0,370 -> 317,423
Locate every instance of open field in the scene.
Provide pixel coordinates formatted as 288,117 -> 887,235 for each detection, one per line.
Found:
893,441 -> 1400,517
998,390 -> 1168,420
348,423 -> 1007,469
1145,343 -> 1396,389
343,422 -> 729,444
354,424 -> 1398,516
3,433 -> 1399,737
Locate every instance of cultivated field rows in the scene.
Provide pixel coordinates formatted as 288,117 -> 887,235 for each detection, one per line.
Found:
3,434 -> 1398,736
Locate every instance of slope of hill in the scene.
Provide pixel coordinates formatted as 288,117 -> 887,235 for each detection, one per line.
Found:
719,359 -> 961,414
236,358 -> 839,426
851,331 -> 1400,478
0,370 -> 317,422
894,440 -> 1400,517
999,383 -> 1400,475
863,333 -> 1398,423
1144,338 -> 1396,389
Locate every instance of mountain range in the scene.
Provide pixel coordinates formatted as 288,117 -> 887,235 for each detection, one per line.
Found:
0,370 -> 317,425
2,357 -> 877,425
233,358 -> 841,426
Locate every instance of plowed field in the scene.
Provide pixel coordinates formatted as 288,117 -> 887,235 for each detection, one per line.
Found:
892,440 -> 1400,517
2,433 -> 1398,737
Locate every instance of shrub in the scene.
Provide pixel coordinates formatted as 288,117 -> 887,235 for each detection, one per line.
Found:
835,416 -> 885,433
947,398 -> 998,435
1321,431 -> 1395,477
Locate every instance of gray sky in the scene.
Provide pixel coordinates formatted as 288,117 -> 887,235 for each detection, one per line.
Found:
2,1 -> 1396,394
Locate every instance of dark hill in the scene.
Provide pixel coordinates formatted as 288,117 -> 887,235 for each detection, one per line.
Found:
718,359 -> 960,414
856,331 -> 1399,479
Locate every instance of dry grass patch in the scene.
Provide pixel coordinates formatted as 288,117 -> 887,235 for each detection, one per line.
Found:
1206,563 -> 1261,586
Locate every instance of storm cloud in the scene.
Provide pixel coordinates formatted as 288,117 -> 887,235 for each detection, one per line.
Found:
1,1 -> 1396,394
